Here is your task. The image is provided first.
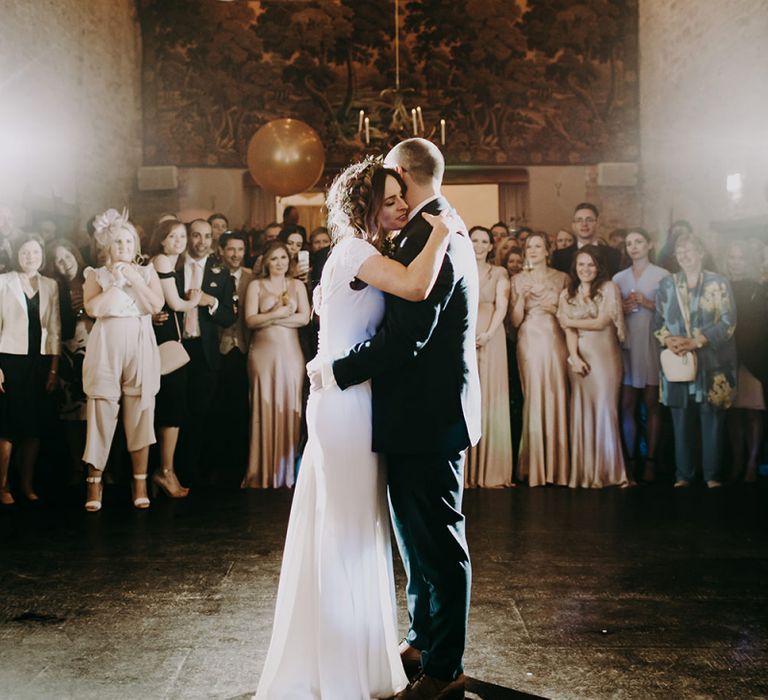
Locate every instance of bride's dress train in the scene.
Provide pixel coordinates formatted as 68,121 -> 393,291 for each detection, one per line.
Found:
255,237 -> 407,699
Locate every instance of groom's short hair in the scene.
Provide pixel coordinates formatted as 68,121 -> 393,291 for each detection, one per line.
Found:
387,138 -> 444,187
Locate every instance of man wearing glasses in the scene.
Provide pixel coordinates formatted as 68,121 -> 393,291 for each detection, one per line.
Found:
551,202 -> 622,276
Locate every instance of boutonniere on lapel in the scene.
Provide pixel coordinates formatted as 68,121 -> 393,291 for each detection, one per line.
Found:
211,265 -> 223,275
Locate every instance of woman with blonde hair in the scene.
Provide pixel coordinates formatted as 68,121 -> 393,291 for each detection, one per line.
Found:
81,209 -> 164,511
510,231 -> 570,486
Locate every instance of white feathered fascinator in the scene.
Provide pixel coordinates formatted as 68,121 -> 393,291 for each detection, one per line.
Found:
93,207 -> 136,250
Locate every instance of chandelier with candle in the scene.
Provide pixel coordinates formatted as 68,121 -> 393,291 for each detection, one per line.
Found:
356,0 -> 446,149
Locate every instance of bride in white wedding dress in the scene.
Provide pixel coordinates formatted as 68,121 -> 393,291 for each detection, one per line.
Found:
254,159 -> 452,699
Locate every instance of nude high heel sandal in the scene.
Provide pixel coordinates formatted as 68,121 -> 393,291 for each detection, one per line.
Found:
84,475 -> 103,512
132,473 -> 150,509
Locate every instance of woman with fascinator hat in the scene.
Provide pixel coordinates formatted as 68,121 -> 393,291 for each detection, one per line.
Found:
81,209 -> 164,512
254,157 -> 456,699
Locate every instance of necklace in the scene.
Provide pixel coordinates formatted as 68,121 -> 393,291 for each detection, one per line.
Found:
263,276 -> 289,305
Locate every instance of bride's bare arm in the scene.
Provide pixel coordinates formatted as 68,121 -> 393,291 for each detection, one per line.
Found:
355,212 -> 453,302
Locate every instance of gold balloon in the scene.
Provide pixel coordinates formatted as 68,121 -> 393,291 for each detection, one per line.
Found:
246,119 -> 325,197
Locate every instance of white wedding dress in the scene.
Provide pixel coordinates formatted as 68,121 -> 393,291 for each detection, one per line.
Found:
255,237 -> 408,699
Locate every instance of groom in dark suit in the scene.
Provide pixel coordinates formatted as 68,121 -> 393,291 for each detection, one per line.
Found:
332,139 -> 481,699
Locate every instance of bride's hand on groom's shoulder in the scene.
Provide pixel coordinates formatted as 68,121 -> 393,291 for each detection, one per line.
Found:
423,209 -> 464,238
422,211 -> 454,239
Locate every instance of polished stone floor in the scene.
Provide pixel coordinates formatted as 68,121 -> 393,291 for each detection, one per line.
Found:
1,482 -> 767,699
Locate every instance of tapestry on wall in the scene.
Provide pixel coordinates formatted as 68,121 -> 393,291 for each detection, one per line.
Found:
139,0 -> 638,168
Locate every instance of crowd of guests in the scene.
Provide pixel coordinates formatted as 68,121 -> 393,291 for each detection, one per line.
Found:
467,204 -> 768,490
0,198 -> 765,508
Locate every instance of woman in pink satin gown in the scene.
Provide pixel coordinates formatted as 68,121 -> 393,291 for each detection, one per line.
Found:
558,246 -> 628,488
510,232 -> 570,486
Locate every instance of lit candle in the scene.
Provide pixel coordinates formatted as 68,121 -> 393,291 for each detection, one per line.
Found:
358,109 -> 364,134
440,118 -> 446,146
364,116 -> 370,145
416,106 -> 424,132
411,108 -> 418,135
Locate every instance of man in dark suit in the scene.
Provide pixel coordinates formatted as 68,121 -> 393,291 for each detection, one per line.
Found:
551,202 -> 622,277
329,139 -> 481,700
176,218 -> 235,485
213,231 -> 252,483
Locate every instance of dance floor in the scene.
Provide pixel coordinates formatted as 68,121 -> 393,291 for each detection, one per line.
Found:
1,482 -> 767,699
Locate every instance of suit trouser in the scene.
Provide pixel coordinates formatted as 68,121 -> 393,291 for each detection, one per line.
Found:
670,401 -> 724,482
83,395 -> 155,471
177,338 -> 218,484
213,348 -> 249,481
387,450 -> 471,681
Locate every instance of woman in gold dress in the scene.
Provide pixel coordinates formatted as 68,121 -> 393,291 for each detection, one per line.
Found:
510,232 -> 570,486
558,246 -> 628,488
242,241 -> 310,488
466,226 -> 513,488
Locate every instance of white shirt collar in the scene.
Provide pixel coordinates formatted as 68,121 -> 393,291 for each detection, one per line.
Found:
407,194 -> 441,222
230,267 -> 242,281
185,253 -> 207,268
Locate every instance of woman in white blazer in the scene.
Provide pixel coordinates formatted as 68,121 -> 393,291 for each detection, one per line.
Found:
0,233 -> 61,504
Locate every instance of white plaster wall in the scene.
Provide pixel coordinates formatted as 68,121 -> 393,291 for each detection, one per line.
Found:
0,0 -> 142,233
639,0 -> 768,236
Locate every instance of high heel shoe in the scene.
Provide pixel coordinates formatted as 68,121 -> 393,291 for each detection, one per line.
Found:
84,475 -> 103,512
151,468 -> 189,498
132,473 -> 150,509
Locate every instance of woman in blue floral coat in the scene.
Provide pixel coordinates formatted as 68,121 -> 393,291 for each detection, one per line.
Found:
654,232 -> 737,488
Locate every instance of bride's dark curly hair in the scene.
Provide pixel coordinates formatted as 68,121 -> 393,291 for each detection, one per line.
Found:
326,156 -> 406,250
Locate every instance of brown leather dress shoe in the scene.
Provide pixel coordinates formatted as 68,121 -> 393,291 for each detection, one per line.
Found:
394,672 -> 466,699
399,640 -> 422,680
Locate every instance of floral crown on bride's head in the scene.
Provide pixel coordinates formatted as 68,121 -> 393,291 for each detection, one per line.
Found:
326,155 -> 384,244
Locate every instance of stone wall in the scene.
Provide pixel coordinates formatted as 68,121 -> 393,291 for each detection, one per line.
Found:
639,0 -> 768,243
0,0 -> 142,239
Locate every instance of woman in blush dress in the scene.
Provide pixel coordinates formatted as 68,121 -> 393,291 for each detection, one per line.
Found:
465,227 -> 512,488
612,228 -> 669,483
254,160 -> 453,699
558,246 -> 628,488
510,231 -> 570,486
241,241 -> 310,489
